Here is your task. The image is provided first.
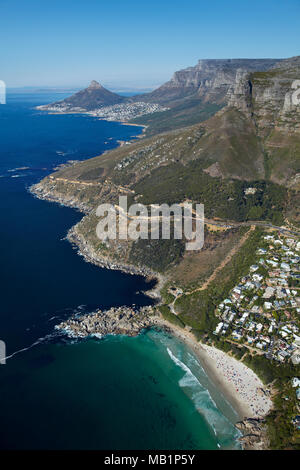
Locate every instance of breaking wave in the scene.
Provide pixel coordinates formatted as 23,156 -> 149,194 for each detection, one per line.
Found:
167,347 -> 241,448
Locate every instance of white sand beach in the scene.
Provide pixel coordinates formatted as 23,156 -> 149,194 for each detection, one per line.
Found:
200,343 -> 273,419
155,318 -> 273,420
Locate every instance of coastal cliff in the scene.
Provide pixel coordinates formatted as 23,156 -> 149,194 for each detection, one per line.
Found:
39,58 -> 287,135
31,56 -> 300,450
226,56 -> 300,187
30,180 -> 163,295
31,175 -> 276,449
137,58 -> 281,106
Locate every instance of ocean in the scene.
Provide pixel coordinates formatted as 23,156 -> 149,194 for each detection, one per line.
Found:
0,92 -> 241,449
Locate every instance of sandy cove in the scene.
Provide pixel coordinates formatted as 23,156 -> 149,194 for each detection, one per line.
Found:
154,318 -> 273,421
32,182 -> 273,422
60,213 -> 273,421
30,179 -> 273,442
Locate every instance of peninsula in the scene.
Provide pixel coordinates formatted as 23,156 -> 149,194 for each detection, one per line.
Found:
32,55 -> 300,450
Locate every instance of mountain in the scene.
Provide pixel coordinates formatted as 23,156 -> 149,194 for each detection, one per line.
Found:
38,59 -> 284,134
33,56 -> 300,229
37,56 -> 300,190
31,58 -> 300,451
134,59 -> 282,106
129,58 -> 283,134
38,80 -> 125,112
131,56 -> 300,186
227,56 -> 300,186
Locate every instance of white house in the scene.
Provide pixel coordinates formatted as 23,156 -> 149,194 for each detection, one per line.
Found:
264,301 -> 272,310
292,378 -> 300,388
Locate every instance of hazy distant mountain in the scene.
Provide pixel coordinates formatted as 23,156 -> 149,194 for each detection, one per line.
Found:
40,59 -> 282,116
38,80 -> 125,112
37,56 -> 300,193
134,59 -> 282,106
39,58 -> 300,142
127,58 -> 284,134
33,55 -> 300,293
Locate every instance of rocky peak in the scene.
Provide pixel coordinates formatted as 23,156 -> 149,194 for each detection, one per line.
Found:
226,56 -> 300,134
87,80 -> 103,90
226,69 -> 253,114
224,56 -> 300,187
39,79 -> 125,112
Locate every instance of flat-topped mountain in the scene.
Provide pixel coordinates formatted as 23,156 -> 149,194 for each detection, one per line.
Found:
33,56 -> 300,226
135,58 -> 282,106
38,59 -> 284,133
31,58 -> 300,453
130,58 -> 285,134
38,80 -> 125,112
37,58 -> 300,175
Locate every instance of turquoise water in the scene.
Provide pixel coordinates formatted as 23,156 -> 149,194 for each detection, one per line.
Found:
0,93 -> 241,449
0,330 -> 241,449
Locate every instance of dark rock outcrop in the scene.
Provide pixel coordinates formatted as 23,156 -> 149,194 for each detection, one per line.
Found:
56,305 -> 158,338
236,418 -> 269,450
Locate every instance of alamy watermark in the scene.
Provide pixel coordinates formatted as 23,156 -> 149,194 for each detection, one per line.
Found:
0,340 -> 6,365
0,80 -> 6,104
95,196 -> 204,251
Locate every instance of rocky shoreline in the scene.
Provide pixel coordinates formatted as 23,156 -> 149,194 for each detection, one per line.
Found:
67,226 -> 163,301
55,303 -> 270,450
236,418 -> 269,450
56,305 -> 159,338
30,182 -> 164,301
30,179 -> 270,450
29,181 -> 91,214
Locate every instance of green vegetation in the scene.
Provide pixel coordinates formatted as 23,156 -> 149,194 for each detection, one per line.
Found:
250,68 -> 283,87
266,375 -> 300,450
160,285 -> 175,304
289,278 -> 300,288
242,353 -> 278,384
129,238 -> 185,273
174,228 -> 263,334
158,305 -> 185,328
211,337 -> 247,360
134,161 -> 287,223
132,99 -> 223,136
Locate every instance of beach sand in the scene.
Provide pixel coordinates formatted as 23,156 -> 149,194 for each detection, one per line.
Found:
31,177 -> 272,422
155,318 -> 273,420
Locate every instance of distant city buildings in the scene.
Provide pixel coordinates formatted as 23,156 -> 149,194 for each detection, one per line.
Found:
40,101 -> 168,122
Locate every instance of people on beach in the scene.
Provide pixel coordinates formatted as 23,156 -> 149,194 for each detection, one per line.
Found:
203,345 -> 272,417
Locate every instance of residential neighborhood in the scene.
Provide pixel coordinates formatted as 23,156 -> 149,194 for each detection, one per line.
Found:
90,101 -> 168,121
213,231 -> 300,428
38,100 -> 168,122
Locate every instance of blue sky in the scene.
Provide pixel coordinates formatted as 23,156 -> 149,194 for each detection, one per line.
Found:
1,0 -> 299,89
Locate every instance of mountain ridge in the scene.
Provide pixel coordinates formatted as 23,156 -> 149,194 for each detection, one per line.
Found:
134,58 -> 283,106
38,58 -> 286,132
31,56 -> 300,453
36,56 -> 300,191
